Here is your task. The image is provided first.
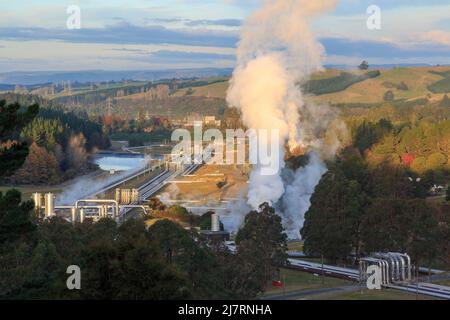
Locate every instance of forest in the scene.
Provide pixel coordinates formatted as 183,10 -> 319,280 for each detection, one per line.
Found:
0,95 -> 110,185
301,113 -> 450,270
0,100 -> 286,299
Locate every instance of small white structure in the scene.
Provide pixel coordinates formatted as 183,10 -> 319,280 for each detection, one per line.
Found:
44,193 -> 55,218
211,213 -> 220,232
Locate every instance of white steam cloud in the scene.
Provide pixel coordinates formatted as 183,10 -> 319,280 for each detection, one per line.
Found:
226,0 -> 343,238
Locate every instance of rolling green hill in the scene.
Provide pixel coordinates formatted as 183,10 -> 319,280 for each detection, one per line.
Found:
169,66 -> 450,105
427,70 -> 450,93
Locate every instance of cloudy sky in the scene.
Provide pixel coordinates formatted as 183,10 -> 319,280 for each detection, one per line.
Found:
0,0 -> 449,72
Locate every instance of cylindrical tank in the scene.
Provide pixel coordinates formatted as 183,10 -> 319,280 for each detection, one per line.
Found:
211,213 -> 220,232
115,188 -> 121,204
79,208 -> 85,223
71,207 -> 77,223
32,192 -> 42,210
44,193 -> 55,217
32,193 -> 42,218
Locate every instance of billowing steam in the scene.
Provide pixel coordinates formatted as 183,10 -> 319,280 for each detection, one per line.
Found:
56,156 -> 151,205
226,0 -> 345,238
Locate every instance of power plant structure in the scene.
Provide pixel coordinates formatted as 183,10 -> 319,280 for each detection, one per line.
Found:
29,151 -> 209,224
115,188 -> 140,205
200,212 -> 230,241
359,252 -> 412,285
32,192 -> 123,223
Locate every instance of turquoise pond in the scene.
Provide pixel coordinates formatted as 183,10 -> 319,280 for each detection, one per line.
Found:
93,153 -> 146,171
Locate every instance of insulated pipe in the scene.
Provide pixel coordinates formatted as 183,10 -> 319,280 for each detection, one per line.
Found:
389,253 -> 405,281
360,258 -> 384,285
398,255 -> 406,281
373,253 -> 392,284
398,253 -> 412,281
379,260 -> 389,285
76,199 -> 119,218
387,253 -> 400,281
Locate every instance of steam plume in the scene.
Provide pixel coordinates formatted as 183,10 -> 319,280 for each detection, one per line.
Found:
226,0 -> 344,237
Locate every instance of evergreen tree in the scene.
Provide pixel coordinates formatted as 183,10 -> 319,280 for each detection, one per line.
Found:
232,203 -> 287,297
0,100 -> 39,177
0,189 -> 35,245
301,167 -> 366,262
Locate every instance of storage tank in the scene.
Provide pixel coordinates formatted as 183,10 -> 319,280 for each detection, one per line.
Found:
211,213 -> 220,232
115,188 -> 121,204
79,208 -> 85,223
71,207 -> 77,224
32,192 -> 42,210
44,193 -> 55,217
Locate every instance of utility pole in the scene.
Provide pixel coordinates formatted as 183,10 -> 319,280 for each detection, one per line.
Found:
321,254 -> 325,286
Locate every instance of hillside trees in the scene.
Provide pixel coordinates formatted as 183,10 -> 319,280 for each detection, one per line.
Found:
361,198 -> 439,268
3,102 -> 109,184
11,142 -> 60,184
0,100 -> 39,177
358,61 -> 369,70
66,133 -> 88,171
150,220 -> 230,299
301,165 -> 367,262
231,203 -> 287,297
0,189 -> 35,245
301,154 -> 443,268
351,118 -> 450,182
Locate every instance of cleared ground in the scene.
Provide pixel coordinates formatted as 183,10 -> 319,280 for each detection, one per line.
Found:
157,163 -> 249,207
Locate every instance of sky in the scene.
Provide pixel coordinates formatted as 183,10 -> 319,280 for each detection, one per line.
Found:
0,0 -> 449,72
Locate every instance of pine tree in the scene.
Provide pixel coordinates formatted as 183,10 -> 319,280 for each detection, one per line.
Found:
0,100 -> 39,177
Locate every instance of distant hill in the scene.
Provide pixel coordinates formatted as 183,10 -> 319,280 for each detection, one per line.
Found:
0,68 -> 233,85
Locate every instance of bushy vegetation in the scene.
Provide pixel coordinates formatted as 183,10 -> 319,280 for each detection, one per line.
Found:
0,199 -> 287,299
0,96 -> 109,185
0,100 -> 39,177
301,150 -> 450,269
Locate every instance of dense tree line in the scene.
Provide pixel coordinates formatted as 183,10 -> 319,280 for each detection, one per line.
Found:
1,123 -> 287,300
304,98 -> 450,268
301,148 -> 449,270
344,97 -> 450,184
0,100 -> 39,177
0,97 -> 110,185
0,201 -> 287,299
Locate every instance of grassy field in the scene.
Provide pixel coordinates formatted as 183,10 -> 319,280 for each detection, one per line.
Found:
310,66 -> 448,104
263,268 -> 351,296
170,66 -> 450,105
287,240 -> 303,251
435,279 -> 450,286
174,80 -> 229,99
322,288 -> 437,300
